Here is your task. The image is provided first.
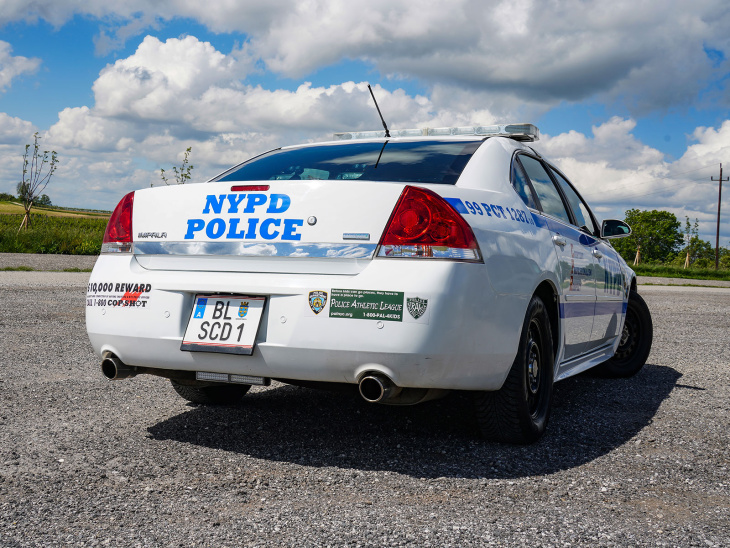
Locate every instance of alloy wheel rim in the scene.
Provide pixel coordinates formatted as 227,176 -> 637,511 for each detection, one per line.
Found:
615,308 -> 639,362
526,320 -> 542,415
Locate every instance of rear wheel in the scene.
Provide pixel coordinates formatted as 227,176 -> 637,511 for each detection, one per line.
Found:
170,379 -> 250,404
595,290 -> 652,378
475,295 -> 554,444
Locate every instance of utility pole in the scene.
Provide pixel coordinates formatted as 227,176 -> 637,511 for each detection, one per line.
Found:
712,164 -> 729,270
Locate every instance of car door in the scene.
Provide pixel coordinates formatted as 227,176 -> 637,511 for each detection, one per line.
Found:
589,240 -> 625,349
516,155 -> 597,361
548,167 -> 624,352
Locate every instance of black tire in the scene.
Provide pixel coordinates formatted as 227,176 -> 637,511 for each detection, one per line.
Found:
170,379 -> 250,405
475,295 -> 554,444
595,290 -> 653,378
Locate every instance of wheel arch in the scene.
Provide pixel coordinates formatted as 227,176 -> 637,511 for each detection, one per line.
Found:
533,279 -> 560,362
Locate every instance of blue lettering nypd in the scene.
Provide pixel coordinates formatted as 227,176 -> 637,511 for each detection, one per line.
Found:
185,193 -> 303,241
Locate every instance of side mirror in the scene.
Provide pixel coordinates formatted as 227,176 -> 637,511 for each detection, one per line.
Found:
601,219 -> 632,239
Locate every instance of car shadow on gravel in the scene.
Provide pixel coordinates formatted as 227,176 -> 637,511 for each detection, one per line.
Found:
147,363 -> 680,479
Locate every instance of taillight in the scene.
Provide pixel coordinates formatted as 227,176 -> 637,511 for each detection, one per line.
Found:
377,186 -> 482,261
102,191 -> 135,253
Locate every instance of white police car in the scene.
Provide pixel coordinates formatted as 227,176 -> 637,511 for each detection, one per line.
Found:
86,123 -> 652,443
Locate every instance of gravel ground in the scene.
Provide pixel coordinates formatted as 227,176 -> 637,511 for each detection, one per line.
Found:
1,271 -> 729,547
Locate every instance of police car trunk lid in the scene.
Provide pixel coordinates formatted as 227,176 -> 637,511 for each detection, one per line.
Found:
132,180 -> 405,274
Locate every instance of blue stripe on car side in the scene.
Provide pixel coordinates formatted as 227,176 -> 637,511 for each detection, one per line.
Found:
559,300 -> 625,318
595,301 -> 625,315
444,198 -> 469,213
559,302 -> 595,318
531,212 -> 548,228
544,216 -> 599,247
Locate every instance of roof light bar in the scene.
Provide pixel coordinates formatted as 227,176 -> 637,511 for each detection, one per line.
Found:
333,123 -> 539,142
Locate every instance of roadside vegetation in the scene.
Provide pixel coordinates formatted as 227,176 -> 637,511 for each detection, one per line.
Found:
612,209 -> 730,276
16,132 -> 59,230
631,264 -> 730,281
0,208 -> 108,255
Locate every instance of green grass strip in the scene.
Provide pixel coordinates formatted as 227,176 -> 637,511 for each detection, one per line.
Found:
632,264 -> 730,281
0,213 -> 106,255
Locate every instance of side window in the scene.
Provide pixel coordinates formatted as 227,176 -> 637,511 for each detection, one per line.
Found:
517,155 -> 571,225
550,168 -> 598,236
510,159 -> 537,209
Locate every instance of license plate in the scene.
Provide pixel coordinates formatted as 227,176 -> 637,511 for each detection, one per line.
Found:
181,295 -> 266,355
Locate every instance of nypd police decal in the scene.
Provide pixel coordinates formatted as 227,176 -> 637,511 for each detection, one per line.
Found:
184,193 -> 304,241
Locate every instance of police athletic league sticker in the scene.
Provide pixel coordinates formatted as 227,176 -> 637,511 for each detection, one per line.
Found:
407,297 -> 428,319
403,293 -> 430,324
308,290 -> 328,314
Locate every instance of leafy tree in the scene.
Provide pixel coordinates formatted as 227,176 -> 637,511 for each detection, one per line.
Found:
160,146 -> 194,185
671,236 -> 715,268
36,194 -> 52,207
720,247 -> 730,270
17,132 -> 59,230
611,209 -> 683,264
0,192 -> 16,201
670,217 -> 716,268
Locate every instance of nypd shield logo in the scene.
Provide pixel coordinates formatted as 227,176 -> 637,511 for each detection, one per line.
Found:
308,291 -> 328,314
407,297 -> 428,320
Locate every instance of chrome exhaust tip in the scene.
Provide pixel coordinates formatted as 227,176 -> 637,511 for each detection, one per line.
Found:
358,374 -> 400,403
100,355 -> 136,380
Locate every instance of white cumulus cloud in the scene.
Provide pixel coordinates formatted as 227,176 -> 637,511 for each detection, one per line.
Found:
538,118 -> 729,241
1,1 -> 729,113
0,40 -> 41,92
0,112 -> 36,144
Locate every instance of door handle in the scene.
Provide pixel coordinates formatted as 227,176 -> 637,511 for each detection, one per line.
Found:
592,249 -> 603,259
552,235 -> 567,248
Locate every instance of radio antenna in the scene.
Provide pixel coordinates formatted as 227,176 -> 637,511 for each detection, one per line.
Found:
367,84 -> 391,138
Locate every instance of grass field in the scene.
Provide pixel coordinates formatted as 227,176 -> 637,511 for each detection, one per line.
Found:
0,201 -> 110,219
0,203 -> 108,255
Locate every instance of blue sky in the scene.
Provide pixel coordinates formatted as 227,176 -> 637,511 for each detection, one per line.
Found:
0,1 -> 729,243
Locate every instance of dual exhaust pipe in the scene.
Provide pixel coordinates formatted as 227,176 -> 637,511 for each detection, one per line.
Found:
101,355 -> 402,400
100,357 -> 445,406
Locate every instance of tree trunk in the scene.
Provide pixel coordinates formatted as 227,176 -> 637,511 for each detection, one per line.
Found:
18,205 -> 32,232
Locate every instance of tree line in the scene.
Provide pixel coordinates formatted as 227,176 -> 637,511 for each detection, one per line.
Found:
611,208 -> 730,270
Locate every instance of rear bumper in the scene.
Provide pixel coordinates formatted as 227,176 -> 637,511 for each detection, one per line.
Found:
85,255 -> 528,391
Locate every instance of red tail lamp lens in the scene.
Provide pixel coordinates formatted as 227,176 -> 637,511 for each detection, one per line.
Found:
392,198 -> 431,239
103,191 -> 135,244
380,186 -> 478,249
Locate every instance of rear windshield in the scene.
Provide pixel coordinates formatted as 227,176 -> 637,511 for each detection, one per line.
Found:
214,140 -> 484,185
